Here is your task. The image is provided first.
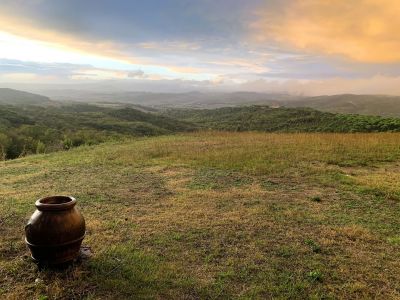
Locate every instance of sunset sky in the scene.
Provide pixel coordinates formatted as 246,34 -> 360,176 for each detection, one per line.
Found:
1,0 -> 400,95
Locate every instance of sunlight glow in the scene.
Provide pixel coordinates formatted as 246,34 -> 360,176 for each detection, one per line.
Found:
0,31 -> 215,81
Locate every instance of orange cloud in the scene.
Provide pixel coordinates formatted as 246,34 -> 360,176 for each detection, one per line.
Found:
239,75 -> 400,96
252,0 -> 400,63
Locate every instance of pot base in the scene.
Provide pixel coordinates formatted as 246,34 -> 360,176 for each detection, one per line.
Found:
26,235 -> 85,265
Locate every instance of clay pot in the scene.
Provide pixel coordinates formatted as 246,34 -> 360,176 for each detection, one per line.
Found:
25,196 -> 86,265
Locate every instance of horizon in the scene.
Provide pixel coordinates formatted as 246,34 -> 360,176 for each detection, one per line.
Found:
2,1 -> 400,95
2,85 -> 400,99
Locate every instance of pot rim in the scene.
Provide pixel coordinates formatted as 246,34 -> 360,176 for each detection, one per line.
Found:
35,196 -> 77,211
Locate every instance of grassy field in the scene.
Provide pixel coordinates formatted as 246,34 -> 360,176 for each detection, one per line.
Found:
1,131 -> 400,299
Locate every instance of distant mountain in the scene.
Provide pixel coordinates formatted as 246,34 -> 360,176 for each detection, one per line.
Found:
36,90 -> 298,108
39,90 -> 400,117
0,88 -> 53,106
285,94 -> 400,117
4,86 -> 400,117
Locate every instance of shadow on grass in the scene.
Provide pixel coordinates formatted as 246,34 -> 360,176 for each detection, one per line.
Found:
87,243 -> 240,299
87,245 -> 171,298
187,168 -> 253,190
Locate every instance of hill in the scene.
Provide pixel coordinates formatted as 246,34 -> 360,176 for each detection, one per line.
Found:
36,89 -> 297,108
0,88 -> 53,106
37,88 -> 400,117
0,104 -> 195,159
164,106 -> 400,132
3,103 -> 400,160
283,94 -> 400,117
7,85 -> 400,117
1,131 -> 400,299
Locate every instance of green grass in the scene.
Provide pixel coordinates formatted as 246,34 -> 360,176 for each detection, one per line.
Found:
1,131 -> 400,299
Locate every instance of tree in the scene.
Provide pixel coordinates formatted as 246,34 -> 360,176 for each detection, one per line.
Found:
36,141 -> 46,154
0,132 -> 9,160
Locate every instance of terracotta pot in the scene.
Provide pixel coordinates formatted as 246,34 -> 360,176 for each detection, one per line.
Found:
25,196 -> 86,265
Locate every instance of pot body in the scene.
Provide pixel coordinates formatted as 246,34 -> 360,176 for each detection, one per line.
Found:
25,196 -> 85,265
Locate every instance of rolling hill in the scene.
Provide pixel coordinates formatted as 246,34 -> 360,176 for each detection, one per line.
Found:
285,94 -> 400,117
164,106 -> 400,133
0,88 -> 53,106
35,89 -> 298,108
5,86 -> 400,117
0,104 -> 195,159
2,102 -> 400,160
38,88 -> 400,117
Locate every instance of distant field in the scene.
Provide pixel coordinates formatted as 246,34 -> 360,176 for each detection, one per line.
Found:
1,132 -> 400,299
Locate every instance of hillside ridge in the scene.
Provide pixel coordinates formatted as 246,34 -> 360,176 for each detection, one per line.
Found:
0,88 -> 53,106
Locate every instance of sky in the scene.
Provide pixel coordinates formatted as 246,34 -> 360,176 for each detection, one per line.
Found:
1,0 -> 400,95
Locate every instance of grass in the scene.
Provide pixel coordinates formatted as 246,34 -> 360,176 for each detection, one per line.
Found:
1,131 -> 400,299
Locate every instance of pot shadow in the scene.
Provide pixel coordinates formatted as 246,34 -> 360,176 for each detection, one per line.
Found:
36,246 -> 93,272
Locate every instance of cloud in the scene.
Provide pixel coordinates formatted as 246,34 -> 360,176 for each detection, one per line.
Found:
0,0 -> 257,48
5,57 -> 400,96
0,58 -> 148,82
0,59 -> 85,76
0,0 -> 265,78
3,0 -> 400,93
127,70 -> 145,79
252,0 -> 400,63
238,75 -> 400,96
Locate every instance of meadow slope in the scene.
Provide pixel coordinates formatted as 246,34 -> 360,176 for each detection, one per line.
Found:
1,132 -> 400,299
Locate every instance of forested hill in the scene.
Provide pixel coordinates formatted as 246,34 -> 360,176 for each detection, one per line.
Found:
0,104 -> 195,159
164,106 -> 400,133
2,103 -> 400,160
0,88 -> 53,106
